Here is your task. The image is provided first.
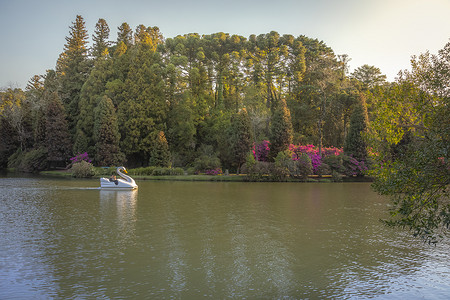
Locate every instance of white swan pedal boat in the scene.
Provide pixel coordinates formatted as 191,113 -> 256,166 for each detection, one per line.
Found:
100,166 -> 138,190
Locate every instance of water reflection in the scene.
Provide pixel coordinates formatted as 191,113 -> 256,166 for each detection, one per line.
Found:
0,179 -> 449,299
99,189 -> 138,248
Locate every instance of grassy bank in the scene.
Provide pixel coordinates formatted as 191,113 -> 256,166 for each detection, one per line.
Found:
38,169 -> 370,182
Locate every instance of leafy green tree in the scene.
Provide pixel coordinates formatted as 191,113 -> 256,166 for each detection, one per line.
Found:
94,95 -> 124,166
344,93 -> 369,162
290,36 -> 340,150
269,98 -> 293,160
0,88 -> 33,151
45,92 -> 72,167
166,98 -> 196,165
368,42 -> 450,243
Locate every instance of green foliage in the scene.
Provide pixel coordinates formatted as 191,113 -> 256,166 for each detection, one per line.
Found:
229,108 -> 253,172
344,94 -> 369,162
57,15 -> 91,133
94,95 -> 124,166
128,166 -> 184,176
368,41 -> 450,243
91,18 -> 110,59
19,148 -> 48,173
193,145 -> 221,173
150,131 -> 171,167
322,154 -> 345,174
45,92 -> 72,166
71,160 -> 95,178
269,99 -> 293,160
351,64 -> 387,90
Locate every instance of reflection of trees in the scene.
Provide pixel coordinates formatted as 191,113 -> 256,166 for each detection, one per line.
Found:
99,190 -> 138,248
43,188 -> 139,299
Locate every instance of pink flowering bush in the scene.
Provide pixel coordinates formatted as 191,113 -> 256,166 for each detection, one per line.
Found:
253,140 -> 271,162
70,152 -> 92,164
205,168 -> 223,176
342,155 -> 368,176
289,144 -> 343,175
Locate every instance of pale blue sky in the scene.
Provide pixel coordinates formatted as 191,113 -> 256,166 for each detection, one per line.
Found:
1,0 -> 449,88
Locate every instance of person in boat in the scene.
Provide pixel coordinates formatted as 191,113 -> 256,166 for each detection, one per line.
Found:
109,174 -> 118,185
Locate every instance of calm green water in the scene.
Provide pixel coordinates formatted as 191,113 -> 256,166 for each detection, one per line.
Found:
0,176 -> 449,299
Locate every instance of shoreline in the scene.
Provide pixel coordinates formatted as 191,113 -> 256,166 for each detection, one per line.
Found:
35,169 -> 373,183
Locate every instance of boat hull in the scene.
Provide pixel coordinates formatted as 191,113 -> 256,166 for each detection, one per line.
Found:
100,178 -> 138,190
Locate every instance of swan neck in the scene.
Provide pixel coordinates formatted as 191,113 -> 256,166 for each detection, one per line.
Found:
117,168 -> 132,182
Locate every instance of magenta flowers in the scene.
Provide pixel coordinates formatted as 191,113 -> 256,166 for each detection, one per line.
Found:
70,152 -> 92,164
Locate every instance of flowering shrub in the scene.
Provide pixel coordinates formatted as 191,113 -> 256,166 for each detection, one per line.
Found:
253,140 -> 270,162
342,155 -> 368,176
289,144 -> 343,174
70,152 -> 92,164
205,168 -> 223,176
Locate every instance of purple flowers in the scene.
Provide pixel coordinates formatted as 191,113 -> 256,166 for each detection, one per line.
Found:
205,168 -> 223,176
289,144 -> 343,174
253,140 -> 270,162
70,152 -> 92,164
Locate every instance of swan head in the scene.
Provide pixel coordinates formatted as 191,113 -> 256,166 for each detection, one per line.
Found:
117,166 -> 128,174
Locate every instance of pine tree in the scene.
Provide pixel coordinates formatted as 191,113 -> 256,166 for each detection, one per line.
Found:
269,98 -> 293,160
94,95 -> 124,166
91,18 -> 110,59
150,131 -> 171,167
74,56 -> 114,155
344,94 -> 369,162
117,22 -> 133,48
45,92 -> 72,167
57,15 -> 90,135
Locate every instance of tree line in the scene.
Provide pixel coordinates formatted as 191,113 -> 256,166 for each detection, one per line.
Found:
0,15 -> 382,172
0,15 -> 448,242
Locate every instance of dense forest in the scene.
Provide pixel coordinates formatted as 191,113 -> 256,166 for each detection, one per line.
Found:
0,15 -> 386,172
0,15 -> 449,241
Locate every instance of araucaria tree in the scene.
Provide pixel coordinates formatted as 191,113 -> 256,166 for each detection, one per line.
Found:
269,98 -> 293,160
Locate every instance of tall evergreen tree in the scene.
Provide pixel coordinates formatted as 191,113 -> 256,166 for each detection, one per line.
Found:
94,95 -> 124,166
45,92 -> 72,167
57,15 -> 90,135
91,18 -> 110,59
150,131 -> 171,167
344,94 -> 369,162
117,22 -> 133,47
74,56 -> 114,155
269,98 -> 293,160
229,108 -> 253,173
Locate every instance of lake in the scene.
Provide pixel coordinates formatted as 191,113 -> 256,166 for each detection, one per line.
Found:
0,176 -> 449,299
